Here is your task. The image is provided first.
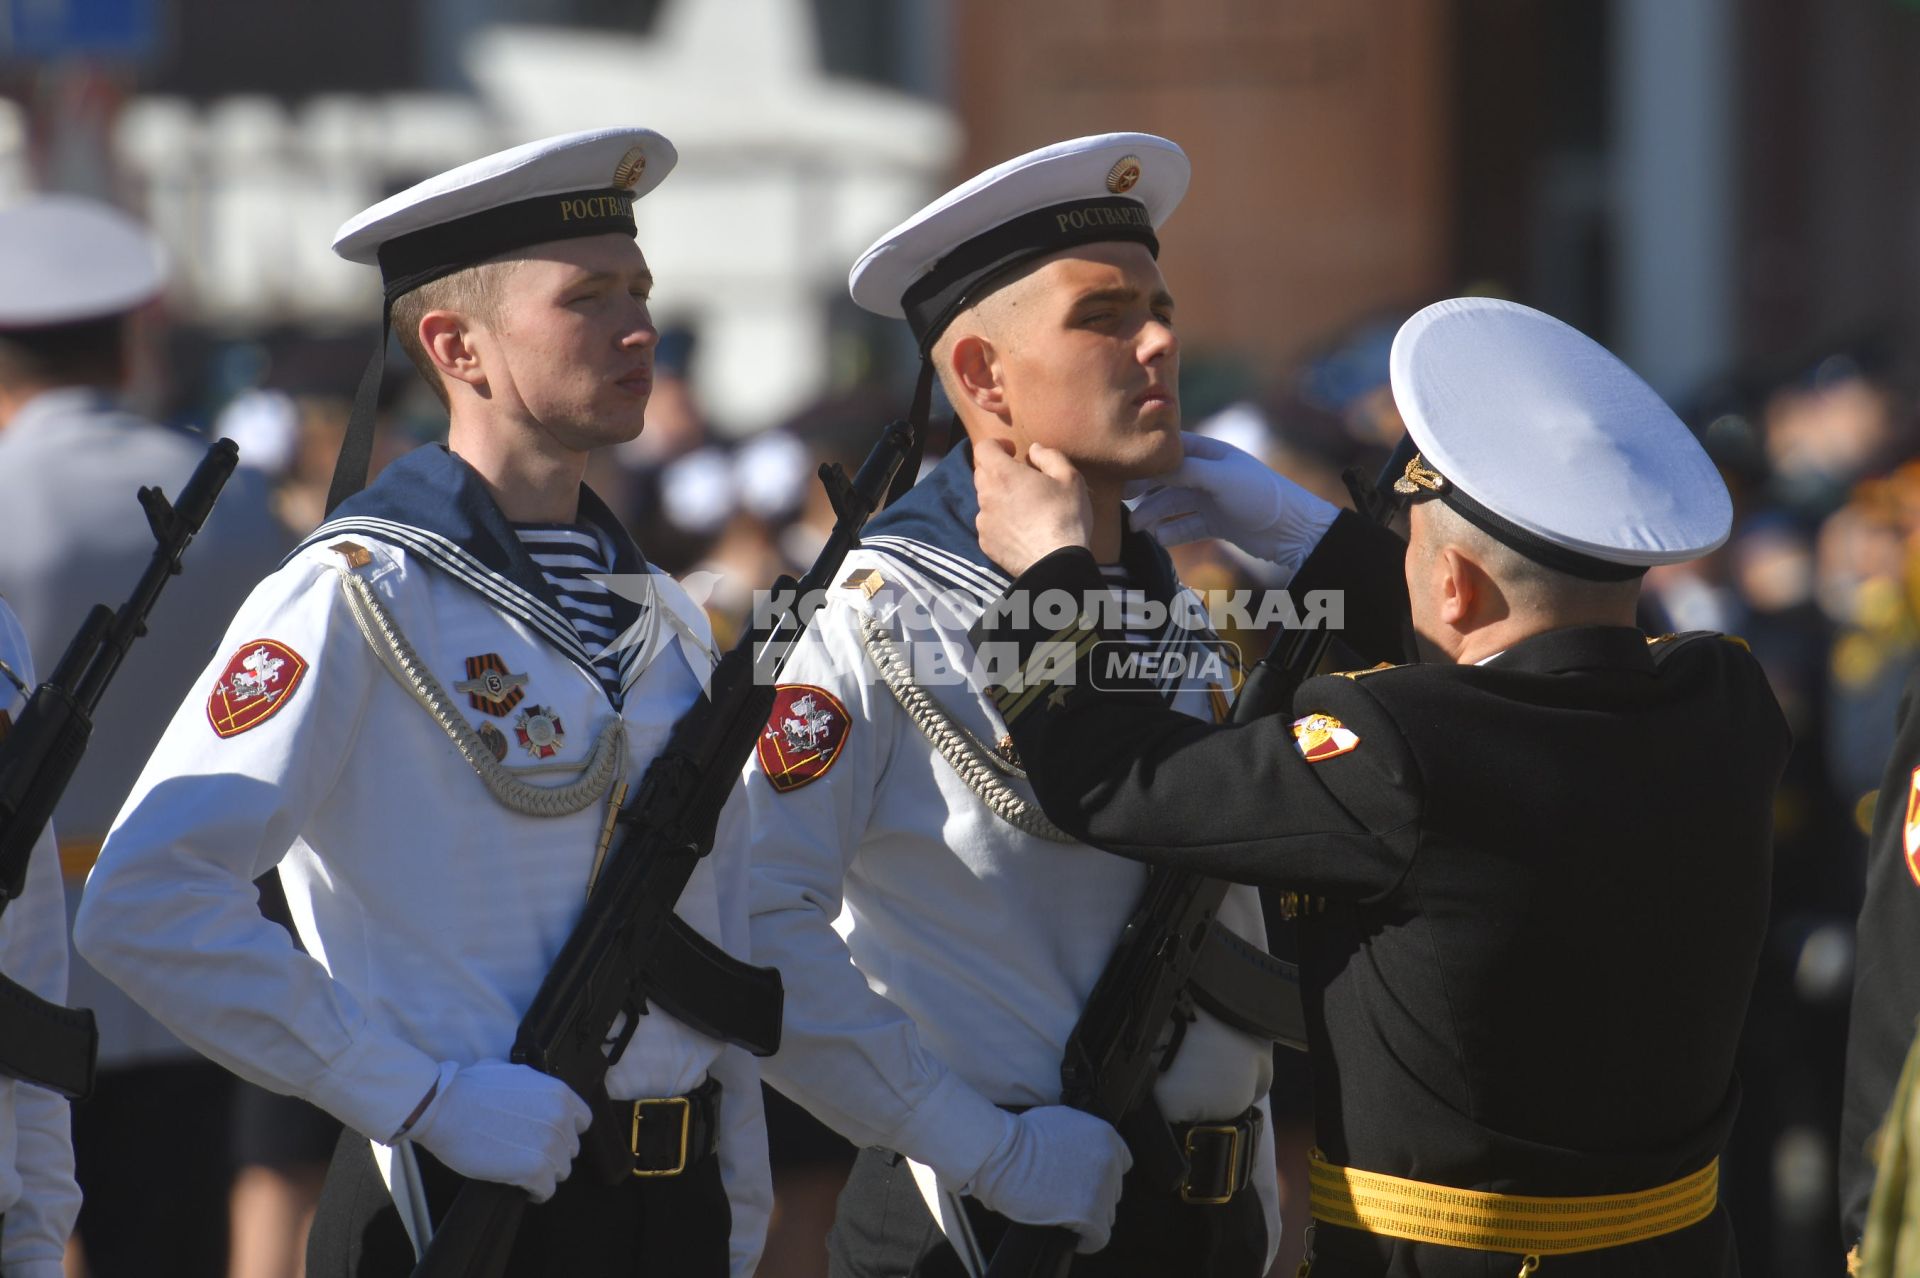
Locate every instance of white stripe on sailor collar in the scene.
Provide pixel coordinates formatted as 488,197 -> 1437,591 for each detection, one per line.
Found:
298,515 -> 599,680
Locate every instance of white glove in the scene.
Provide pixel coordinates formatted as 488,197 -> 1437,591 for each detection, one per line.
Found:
404,1060 -> 593,1202
966,1106 -> 1132,1254
1127,432 -> 1339,580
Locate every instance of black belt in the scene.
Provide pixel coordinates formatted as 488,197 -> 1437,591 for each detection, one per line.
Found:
1166,1107 -> 1263,1205
590,1076 -> 722,1179
1007,1099 -> 1263,1207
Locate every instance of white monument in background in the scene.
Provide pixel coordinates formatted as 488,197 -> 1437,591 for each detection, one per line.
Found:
106,0 -> 959,432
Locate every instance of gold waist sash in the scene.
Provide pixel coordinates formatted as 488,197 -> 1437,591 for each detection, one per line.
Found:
1307,1148 -> 1718,1256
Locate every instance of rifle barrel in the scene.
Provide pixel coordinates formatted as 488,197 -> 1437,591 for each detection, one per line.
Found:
75,438 -> 239,712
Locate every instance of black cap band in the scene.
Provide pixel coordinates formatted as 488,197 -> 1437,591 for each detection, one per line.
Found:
900,195 -> 1157,350
375,186 -> 638,302
1435,482 -> 1648,582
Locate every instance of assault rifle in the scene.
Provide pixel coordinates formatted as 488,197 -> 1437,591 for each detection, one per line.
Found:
983,436 -> 1416,1278
0,437 -> 241,1100
412,418 -> 918,1278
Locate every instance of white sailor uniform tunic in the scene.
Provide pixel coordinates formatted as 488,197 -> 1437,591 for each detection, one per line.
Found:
744,443 -> 1281,1272
74,444 -> 769,1275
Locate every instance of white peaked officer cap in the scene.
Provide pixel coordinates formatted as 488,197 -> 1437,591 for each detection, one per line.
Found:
1388,297 -> 1732,579
849,132 -> 1190,350
0,195 -> 167,329
323,126 -> 676,513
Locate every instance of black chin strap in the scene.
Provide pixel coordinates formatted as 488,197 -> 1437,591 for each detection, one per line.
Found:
885,358 -> 933,508
324,299 -> 393,517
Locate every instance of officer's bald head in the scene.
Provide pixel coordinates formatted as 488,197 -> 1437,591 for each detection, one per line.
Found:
1408,499 -> 1641,662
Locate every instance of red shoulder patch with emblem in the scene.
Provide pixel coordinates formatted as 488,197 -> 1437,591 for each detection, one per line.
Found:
207,639 -> 308,739
757,684 -> 851,793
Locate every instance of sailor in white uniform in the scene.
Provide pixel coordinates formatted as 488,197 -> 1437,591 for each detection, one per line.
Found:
74,127 -> 768,1278
743,134 -> 1298,1277
0,598 -> 81,1278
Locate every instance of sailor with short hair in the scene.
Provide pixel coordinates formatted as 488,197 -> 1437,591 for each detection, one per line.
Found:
74,128 -> 770,1278
741,133 -> 1385,1277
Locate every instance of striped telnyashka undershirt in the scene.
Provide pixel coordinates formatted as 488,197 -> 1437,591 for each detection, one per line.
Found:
512,523 -> 626,704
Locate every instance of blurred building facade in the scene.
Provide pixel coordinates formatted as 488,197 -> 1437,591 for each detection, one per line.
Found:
1,0 -> 958,434
6,0 -> 1920,430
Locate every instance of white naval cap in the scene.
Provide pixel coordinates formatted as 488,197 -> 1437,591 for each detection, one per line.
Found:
849,132 -> 1190,349
1389,297 -> 1732,579
0,195 -> 167,330
332,126 -> 676,298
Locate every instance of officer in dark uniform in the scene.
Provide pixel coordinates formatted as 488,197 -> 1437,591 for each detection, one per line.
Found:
970,297 -> 1791,1275
1841,663 -> 1920,1272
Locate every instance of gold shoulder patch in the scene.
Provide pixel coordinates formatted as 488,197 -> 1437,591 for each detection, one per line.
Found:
1330,662 -> 1398,680
1720,634 -> 1751,652
330,540 -> 373,569
839,568 -> 885,599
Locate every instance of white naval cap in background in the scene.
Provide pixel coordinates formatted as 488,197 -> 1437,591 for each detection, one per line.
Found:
0,195 -> 167,330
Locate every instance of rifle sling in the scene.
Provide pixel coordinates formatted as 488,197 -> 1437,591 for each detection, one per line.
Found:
1185,922 -> 1307,1051
0,970 -> 96,1098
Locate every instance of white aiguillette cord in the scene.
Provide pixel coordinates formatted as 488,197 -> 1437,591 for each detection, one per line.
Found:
333,561 -> 625,818
856,613 -> 1073,844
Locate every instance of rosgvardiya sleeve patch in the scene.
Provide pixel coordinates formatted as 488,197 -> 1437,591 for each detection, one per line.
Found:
207,639 -> 309,738
757,683 -> 852,793
1292,711 -> 1359,762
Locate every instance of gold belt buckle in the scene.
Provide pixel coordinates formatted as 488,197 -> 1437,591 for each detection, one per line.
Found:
629,1095 -> 692,1178
1180,1123 -> 1244,1206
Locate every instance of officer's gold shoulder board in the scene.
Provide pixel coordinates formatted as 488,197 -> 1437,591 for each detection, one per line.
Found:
1646,631 -> 1751,652
1292,712 -> 1359,762
207,639 -> 308,739
1903,765 -> 1920,888
1330,662 -> 1398,680
758,684 -> 852,793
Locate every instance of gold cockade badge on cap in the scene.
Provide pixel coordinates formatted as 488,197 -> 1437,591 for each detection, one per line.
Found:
1106,155 -> 1142,194
613,146 -> 648,190
1392,452 -> 1448,496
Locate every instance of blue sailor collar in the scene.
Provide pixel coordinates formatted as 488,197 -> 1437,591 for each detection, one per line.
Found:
866,440 -> 1182,599
864,439 -> 1207,694
293,443 -> 648,694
